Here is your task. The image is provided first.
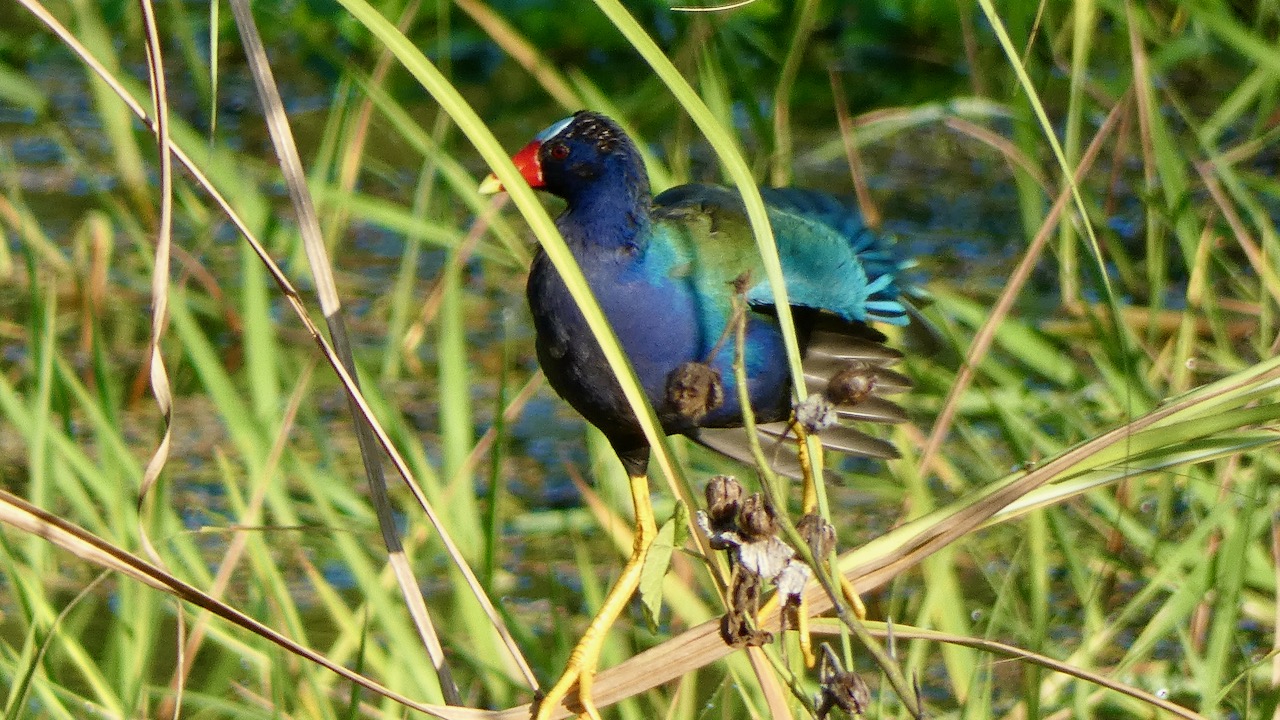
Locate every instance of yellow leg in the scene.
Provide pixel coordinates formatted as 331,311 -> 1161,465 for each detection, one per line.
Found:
793,422 -> 820,514
533,472 -> 658,720
797,592 -> 816,668
838,574 -> 868,620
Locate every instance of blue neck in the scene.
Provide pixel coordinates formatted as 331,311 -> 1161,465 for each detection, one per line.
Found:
559,157 -> 652,254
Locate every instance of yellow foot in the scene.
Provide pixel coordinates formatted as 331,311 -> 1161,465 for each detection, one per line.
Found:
531,470 -> 658,720
532,660 -> 602,720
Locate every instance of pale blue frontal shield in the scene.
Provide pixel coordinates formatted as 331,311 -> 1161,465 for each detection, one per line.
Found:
535,115 -> 575,143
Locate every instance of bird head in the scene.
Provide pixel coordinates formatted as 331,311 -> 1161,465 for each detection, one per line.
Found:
479,111 -> 649,205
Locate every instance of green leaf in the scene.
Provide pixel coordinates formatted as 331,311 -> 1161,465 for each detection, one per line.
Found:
670,498 -> 691,551
639,504 -> 683,630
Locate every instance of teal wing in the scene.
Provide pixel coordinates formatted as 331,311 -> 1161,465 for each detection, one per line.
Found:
650,184 -> 914,474
652,184 -> 910,325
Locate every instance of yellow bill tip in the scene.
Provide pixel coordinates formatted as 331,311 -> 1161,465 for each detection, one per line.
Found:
477,173 -> 504,195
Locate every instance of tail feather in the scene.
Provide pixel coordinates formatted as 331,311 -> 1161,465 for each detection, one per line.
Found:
804,367 -> 912,397
835,396 -> 908,424
757,421 -> 899,459
694,427 -> 807,478
691,315 -> 912,479
806,330 -> 901,361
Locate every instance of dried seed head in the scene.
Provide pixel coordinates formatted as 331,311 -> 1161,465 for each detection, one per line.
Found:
774,560 -> 811,602
825,362 -> 877,406
721,570 -> 772,648
737,493 -> 778,541
704,475 -> 744,529
817,644 -> 870,719
665,361 -> 724,422
795,393 -> 838,433
797,513 -> 837,559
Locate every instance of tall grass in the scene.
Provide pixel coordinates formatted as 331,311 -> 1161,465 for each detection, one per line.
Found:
1,1 -> 1279,718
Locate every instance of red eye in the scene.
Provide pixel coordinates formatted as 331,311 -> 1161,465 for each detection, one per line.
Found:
548,143 -> 570,161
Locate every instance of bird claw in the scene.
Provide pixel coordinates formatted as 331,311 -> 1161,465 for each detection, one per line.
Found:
531,663 -> 602,720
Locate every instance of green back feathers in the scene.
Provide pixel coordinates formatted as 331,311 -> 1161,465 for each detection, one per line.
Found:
651,184 -> 910,325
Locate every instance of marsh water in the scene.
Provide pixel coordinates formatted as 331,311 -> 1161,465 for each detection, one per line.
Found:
4,3 -> 1273,716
